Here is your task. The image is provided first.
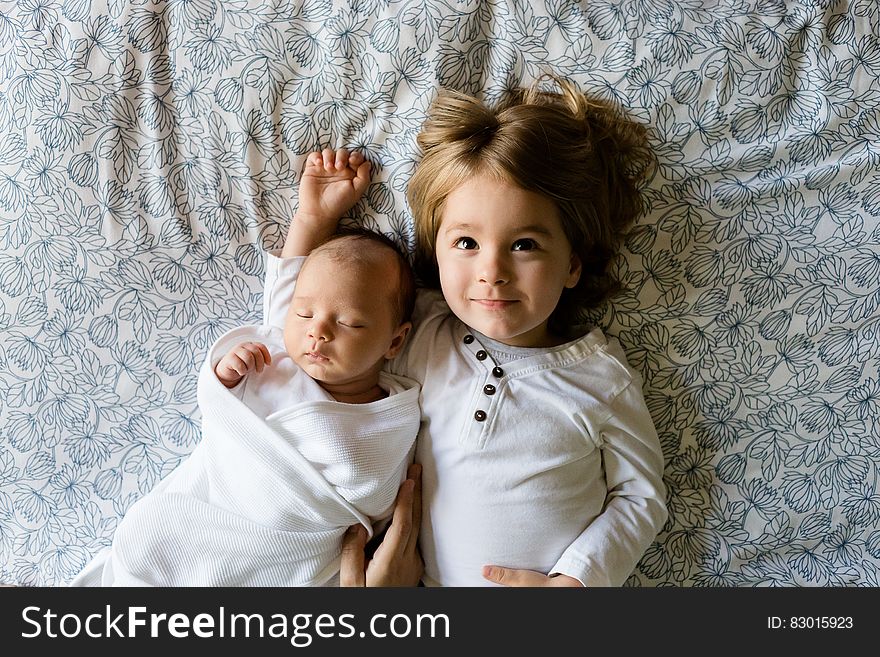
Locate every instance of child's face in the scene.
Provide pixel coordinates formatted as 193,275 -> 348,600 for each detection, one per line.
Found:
285,252 -> 409,392
435,174 -> 581,347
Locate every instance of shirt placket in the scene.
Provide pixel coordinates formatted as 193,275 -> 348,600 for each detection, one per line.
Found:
459,333 -> 506,447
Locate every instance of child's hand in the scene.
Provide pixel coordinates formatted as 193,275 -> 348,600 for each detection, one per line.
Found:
482,565 -> 584,587
298,148 -> 370,226
283,148 -> 371,257
214,342 -> 272,388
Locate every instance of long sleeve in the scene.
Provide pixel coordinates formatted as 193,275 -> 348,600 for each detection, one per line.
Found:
263,249 -> 306,329
551,374 -> 668,587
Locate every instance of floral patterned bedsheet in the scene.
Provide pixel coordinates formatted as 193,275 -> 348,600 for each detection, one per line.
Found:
1,0 -> 879,586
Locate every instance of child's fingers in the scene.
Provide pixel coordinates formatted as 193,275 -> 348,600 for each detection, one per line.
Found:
334,148 -> 348,170
215,357 -> 235,378
383,478 -> 416,557
313,147 -> 368,175
241,342 -> 270,373
339,525 -> 367,587
405,463 -> 422,556
321,147 -> 336,170
235,346 -> 257,373
238,343 -> 269,372
257,343 -> 272,367
353,160 -> 372,195
217,341 -> 271,382
251,347 -> 267,373
220,356 -> 246,379
481,566 -> 549,587
253,344 -> 270,372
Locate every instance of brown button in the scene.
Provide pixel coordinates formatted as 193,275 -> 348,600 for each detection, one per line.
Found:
474,410 -> 487,422
475,350 -> 488,361
492,366 -> 504,377
483,384 -> 496,395
463,335 -> 474,344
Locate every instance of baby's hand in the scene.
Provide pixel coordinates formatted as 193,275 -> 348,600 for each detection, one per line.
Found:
214,342 -> 272,388
297,148 -> 371,228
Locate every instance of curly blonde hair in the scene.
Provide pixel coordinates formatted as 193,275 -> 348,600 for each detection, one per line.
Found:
406,75 -> 654,331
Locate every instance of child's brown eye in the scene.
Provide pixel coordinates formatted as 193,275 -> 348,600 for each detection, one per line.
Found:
512,239 -> 537,251
453,237 -> 478,250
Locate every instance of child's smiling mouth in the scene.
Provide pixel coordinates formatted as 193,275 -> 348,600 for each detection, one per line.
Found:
472,298 -> 518,309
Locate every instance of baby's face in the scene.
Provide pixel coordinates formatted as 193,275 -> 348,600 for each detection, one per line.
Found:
285,252 -> 405,395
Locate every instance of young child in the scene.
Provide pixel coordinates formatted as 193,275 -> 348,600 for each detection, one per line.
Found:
70,154 -> 421,587
272,77 -> 668,587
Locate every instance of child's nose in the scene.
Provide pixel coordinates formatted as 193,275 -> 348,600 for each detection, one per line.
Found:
477,251 -> 509,285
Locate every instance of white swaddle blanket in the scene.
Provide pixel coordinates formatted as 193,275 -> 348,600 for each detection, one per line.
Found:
70,326 -> 420,586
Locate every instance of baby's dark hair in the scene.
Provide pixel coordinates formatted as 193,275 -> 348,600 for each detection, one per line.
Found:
407,74 -> 655,332
309,227 -> 416,326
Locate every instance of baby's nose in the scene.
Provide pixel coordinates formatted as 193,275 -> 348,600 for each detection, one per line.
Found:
308,319 -> 332,341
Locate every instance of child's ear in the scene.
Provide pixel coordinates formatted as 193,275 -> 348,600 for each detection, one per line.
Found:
384,321 -> 412,359
565,253 -> 582,289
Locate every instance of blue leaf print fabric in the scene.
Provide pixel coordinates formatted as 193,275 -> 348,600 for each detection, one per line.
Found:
1,0 -> 879,587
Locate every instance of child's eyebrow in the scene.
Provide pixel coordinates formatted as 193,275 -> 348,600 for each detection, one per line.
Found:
441,221 -> 476,232
443,221 -> 554,236
514,224 -> 554,236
